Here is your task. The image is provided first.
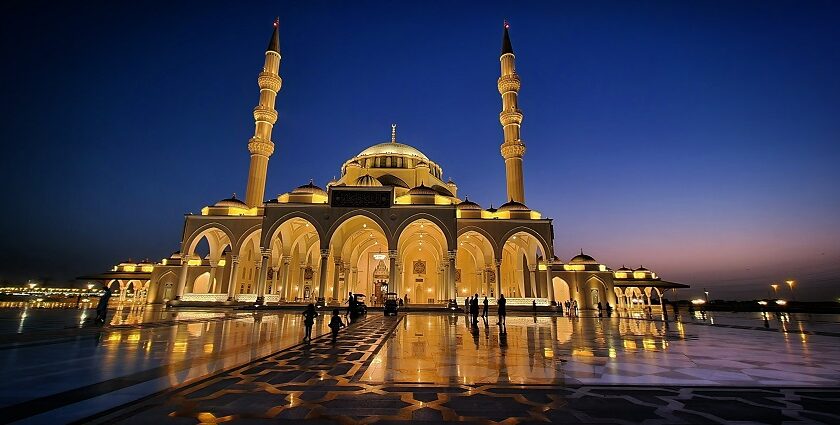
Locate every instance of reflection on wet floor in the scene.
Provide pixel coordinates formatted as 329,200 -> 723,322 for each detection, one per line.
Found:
0,308 -> 332,424
362,313 -> 840,386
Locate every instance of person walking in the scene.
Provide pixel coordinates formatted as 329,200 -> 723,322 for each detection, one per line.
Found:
302,303 -> 317,343
497,293 -> 507,325
532,299 -> 537,314
328,309 -> 345,343
597,301 -> 603,317
464,296 -> 469,314
482,296 -> 489,318
95,284 -> 112,324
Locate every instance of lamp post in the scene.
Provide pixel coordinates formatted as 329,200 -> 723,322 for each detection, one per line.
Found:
703,288 -> 709,304
770,283 -> 778,299
786,280 -> 795,301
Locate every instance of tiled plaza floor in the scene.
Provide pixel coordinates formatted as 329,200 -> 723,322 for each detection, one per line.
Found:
83,312 -> 840,425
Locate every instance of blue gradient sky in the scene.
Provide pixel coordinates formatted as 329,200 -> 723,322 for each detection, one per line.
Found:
1,1 -> 838,300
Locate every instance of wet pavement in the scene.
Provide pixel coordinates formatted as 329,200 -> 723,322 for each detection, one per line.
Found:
0,307 -> 838,424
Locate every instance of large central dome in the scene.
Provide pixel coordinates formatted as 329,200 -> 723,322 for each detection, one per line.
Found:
355,142 -> 429,161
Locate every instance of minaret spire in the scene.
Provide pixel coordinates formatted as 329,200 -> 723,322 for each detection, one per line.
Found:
244,18 -> 284,207
391,123 -> 397,143
497,20 -> 526,203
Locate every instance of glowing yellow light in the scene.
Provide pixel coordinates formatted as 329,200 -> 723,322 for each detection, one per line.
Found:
615,272 -> 628,279
691,299 -> 705,305
123,265 -> 137,272
757,300 -> 768,306
140,265 -> 154,272
775,299 -> 787,305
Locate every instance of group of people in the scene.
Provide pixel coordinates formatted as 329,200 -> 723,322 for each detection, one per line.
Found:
464,293 -> 507,326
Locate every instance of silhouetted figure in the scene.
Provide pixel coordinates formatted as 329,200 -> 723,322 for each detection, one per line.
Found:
564,301 -> 570,316
597,301 -> 603,318
464,297 -> 469,314
606,303 -> 613,317
482,296 -> 489,318
532,299 -> 537,314
398,298 -> 404,307
558,302 -> 564,316
329,309 -> 345,343
470,294 -> 480,325
497,294 -> 507,325
346,291 -> 355,316
302,304 -> 317,342
95,284 -> 112,324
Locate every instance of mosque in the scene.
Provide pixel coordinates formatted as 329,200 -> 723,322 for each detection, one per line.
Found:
83,20 -> 688,311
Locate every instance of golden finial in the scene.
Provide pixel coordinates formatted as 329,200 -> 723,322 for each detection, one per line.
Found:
391,123 -> 397,143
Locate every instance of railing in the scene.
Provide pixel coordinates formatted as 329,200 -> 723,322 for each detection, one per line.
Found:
180,293 -> 229,302
455,297 -> 551,306
235,294 -> 258,303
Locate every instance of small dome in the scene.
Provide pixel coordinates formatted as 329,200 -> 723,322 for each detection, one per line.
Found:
169,251 -> 181,259
498,200 -> 530,212
486,204 -> 498,213
292,180 -> 327,196
346,160 -> 361,168
569,251 -> 599,265
635,266 -> 650,272
457,197 -> 482,210
214,194 -> 248,209
408,184 -> 436,196
616,265 -> 633,272
353,174 -> 383,187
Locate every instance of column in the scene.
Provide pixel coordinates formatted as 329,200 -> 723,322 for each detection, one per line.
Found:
227,255 -> 240,300
208,260 -> 218,293
545,261 -> 555,303
494,259 -> 502,298
279,257 -> 290,300
296,261 -> 305,301
528,264 -> 538,298
175,255 -> 190,299
350,266 -> 358,295
331,257 -> 342,305
317,249 -> 329,306
387,250 -> 397,293
447,250 -> 457,300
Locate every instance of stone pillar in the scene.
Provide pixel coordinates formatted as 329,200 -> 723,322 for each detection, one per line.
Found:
175,255 -> 190,299
447,250 -> 457,300
296,261 -> 306,301
331,257 -> 342,305
495,259 -> 502,298
227,255 -> 240,300
317,249 -> 329,306
208,260 -> 219,293
528,264 -> 538,298
387,250 -> 397,293
545,261 -> 555,303
279,258 -> 290,300
350,266 -> 358,294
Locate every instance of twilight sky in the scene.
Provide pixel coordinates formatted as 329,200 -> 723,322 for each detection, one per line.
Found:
1,1 -> 838,301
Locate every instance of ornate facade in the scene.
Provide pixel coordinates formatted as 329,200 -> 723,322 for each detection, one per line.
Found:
87,20 -> 687,310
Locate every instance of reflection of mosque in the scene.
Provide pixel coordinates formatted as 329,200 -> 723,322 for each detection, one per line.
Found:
84,20 -> 688,310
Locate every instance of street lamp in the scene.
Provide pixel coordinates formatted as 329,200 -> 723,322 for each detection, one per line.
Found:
87,283 -> 95,291
770,283 -> 778,298
786,280 -> 796,301
703,289 -> 709,303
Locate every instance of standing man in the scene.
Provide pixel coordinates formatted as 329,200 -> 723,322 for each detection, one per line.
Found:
95,284 -> 112,324
482,296 -> 489,318
346,291 -> 355,317
470,293 -> 480,325
497,293 -> 507,325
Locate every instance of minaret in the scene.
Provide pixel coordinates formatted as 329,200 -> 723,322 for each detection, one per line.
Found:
498,21 -> 526,203
244,18 -> 283,207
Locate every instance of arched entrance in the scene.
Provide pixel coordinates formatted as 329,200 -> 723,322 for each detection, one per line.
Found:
265,217 -> 321,302
583,276 -> 608,310
501,231 -> 547,298
328,215 -> 389,304
456,230 -> 495,298
552,277 -> 571,304
397,218 -> 448,304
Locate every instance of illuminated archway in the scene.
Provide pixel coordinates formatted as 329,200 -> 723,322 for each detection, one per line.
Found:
455,230 -> 495,298
328,215 -> 388,303
501,232 -> 547,298
397,219 -> 448,304
265,217 -> 321,302
552,277 -> 571,304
